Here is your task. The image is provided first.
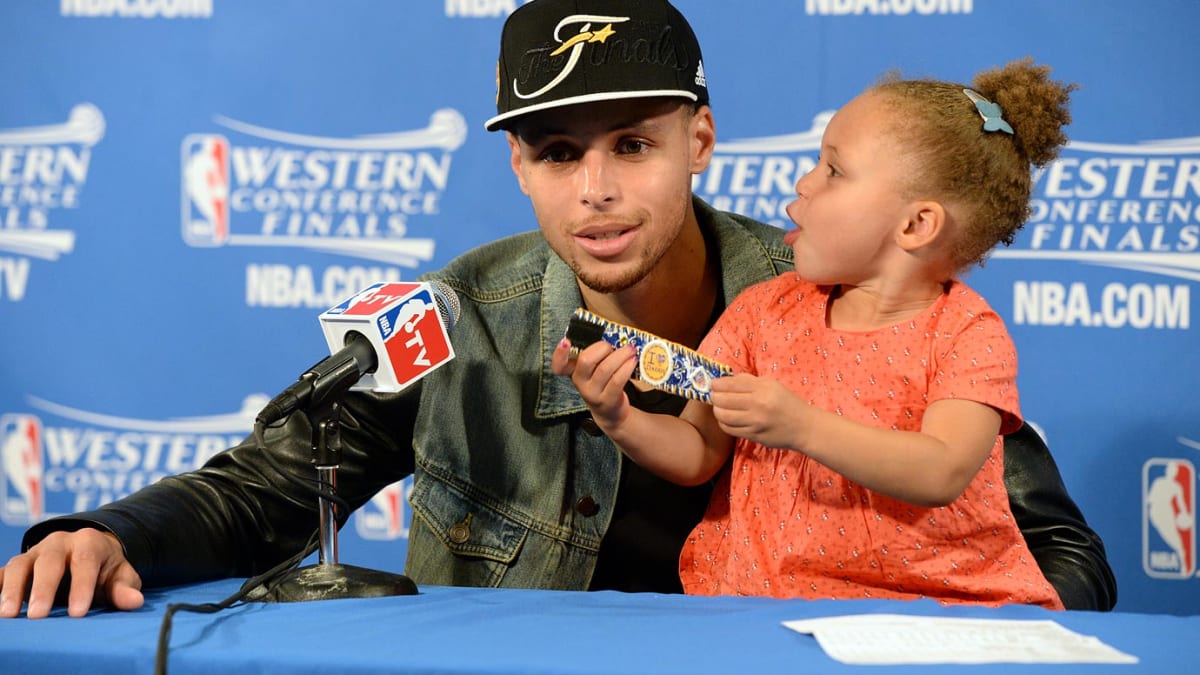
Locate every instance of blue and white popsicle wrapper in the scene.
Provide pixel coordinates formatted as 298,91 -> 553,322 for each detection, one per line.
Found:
566,307 -> 732,403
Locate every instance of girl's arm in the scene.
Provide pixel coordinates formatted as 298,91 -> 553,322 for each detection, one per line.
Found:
709,373 -> 1001,506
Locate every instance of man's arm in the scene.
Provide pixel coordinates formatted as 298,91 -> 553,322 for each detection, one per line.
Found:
1003,422 -> 1118,611
2,388 -> 417,618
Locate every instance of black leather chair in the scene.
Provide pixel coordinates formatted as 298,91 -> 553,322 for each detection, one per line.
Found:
1003,422 -> 1117,610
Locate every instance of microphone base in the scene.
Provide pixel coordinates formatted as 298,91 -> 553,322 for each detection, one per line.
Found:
249,563 -> 418,603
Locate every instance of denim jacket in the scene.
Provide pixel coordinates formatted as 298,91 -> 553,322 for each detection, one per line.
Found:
403,197 -> 791,588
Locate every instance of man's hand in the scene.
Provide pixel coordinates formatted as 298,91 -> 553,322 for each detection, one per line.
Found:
552,338 -> 638,432
0,528 -> 143,619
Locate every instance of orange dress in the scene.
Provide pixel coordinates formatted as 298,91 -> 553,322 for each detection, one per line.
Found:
680,275 -> 1063,609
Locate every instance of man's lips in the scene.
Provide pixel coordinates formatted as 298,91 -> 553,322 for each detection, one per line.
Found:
579,229 -> 629,241
574,224 -> 638,257
783,227 -> 801,245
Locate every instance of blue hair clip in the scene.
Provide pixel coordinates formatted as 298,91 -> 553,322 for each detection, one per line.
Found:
962,88 -> 1014,135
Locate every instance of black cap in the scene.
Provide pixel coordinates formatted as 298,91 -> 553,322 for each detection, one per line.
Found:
485,0 -> 709,132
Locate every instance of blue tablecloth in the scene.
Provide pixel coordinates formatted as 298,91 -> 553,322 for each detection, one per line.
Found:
1,578 -> 1194,674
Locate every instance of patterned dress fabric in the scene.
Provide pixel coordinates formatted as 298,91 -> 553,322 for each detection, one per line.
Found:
680,274 -> 1063,609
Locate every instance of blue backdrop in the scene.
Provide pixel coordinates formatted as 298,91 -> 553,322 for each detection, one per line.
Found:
2,0 -> 1197,616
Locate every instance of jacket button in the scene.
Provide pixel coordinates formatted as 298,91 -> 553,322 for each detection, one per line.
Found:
448,515 -> 472,544
576,496 -> 599,517
580,417 -> 603,436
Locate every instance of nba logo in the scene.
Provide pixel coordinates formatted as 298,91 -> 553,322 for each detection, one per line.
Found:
1143,458 -> 1196,579
181,134 -> 231,246
1,414 -> 45,525
355,479 -> 411,540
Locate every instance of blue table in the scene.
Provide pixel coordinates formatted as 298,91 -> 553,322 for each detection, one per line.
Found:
1,579 -> 1195,674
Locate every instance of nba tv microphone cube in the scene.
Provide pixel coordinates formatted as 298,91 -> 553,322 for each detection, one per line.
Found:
319,282 -> 455,392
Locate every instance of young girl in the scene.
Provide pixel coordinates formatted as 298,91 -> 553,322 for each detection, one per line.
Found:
554,58 -> 1074,609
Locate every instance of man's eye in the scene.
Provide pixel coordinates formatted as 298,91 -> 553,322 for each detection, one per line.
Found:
617,139 -> 648,155
542,150 -> 568,163
539,145 -> 577,163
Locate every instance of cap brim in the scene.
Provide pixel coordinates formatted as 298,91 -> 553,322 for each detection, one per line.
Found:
485,89 -> 700,132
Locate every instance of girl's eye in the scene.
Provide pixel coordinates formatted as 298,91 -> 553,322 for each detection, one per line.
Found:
816,154 -> 840,178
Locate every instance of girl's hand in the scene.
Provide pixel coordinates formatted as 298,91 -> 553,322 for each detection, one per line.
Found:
710,372 -> 805,450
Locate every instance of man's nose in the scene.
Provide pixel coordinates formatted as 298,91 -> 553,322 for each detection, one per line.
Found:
578,151 -> 618,207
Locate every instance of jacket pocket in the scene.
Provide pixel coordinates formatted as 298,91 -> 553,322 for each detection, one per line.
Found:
409,473 -> 528,565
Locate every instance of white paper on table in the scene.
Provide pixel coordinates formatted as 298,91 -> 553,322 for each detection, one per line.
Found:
782,614 -> 1138,665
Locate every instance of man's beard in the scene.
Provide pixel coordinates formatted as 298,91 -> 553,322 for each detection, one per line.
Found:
559,204 -> 683,295
573,261 -> 649,294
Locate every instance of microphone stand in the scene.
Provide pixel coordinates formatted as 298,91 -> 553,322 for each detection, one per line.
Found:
253,395 -> 418,602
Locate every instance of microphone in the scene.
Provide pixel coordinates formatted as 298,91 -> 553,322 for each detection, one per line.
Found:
255,280 -> 460,426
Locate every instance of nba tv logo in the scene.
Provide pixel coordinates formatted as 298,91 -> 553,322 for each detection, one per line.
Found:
1143,458 -> 1196,579
0,414 -> 45,525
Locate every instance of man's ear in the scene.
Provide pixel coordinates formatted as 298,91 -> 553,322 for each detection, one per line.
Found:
689,105 -> 716,174
507,132 -> 530,195
897,200 -> 945,252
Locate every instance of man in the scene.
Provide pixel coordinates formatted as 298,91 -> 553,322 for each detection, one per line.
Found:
0,0 -> 1114,619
